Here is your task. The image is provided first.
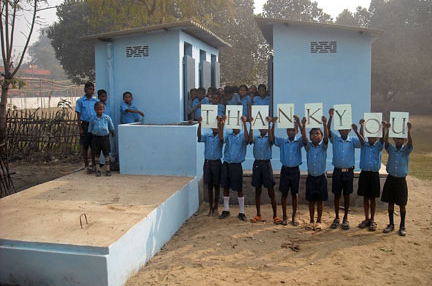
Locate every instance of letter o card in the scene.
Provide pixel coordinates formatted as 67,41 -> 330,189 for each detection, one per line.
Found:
277,104 -> 294,129
364,113 -> 382,138
251,105 -> 269,129
201,104 -> 218,128
333,104 -> 352,130
304,103 -> 323,128
389,111 -> 409,138
225,105 -> 243,129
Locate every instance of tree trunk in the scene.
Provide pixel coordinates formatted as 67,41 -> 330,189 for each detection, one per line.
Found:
0,81 -> 9,145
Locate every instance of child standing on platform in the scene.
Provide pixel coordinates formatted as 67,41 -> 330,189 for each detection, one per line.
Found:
381,121 -> 413,236
299,116 -> 329,231
197,116 -> 224,216
272,115 -> 303,226
219,115 -> 249,221
249,117 -> 280,224
120,92 -> 144,124
357,119 -> 385,231
327,108 -> 363,230
88,102 -> 115,177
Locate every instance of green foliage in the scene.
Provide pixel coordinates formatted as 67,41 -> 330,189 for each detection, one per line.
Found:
262,0 -> 332,23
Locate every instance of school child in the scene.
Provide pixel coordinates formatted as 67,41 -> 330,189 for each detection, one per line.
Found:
120,92 -> 144,124
187,88 -> 198,120
197,116 -> 224,216
357,119 -> 385,231
327,108 -> 363,230
299,116 -> 329,231
249,116 -> 280,224
218,87 -> 225,99
239,84 -> 252,119
192,87 -> 209,120
76,82 -> 98,173
253,84 -> 271,106
219,115 -> 249,221
88,102 -> 115,177
248,85 -> 257,101
97,89 -> 111,118
224,86 -> 241,105
272,115 -> 303,226
210,92 -> 225,117
381,121 -> 413,236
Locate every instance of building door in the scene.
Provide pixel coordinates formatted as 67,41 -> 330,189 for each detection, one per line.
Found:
183,55 -> 195,120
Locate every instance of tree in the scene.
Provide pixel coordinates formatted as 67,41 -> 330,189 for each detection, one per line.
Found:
1,0 -> 43,144
262,0 -> 332,23
28,28 -> 67,80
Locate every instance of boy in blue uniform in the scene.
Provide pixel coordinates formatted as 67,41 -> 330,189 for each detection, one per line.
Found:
76,82 -> 98,173
224,86 -> 241,105
253,84 -> 271,106
382,121 -> 413,236
120,92 -> 144,124
192,87 -> 209,120
219,115 -> 249,221
272,115 -> 303,226
97,89 -> 111,117
210,92 -> 225,117
88,102 -> 115,177
239,85 -> 251,118
197,115 -> 224,216
357,119 -> 385,231
299,115 -> 329,231
249,117 -> 280,224
327,108 -> 363,230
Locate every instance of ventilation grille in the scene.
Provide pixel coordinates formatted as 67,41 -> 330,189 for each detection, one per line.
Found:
311,41 -> 337,53
126,45 -> 149,58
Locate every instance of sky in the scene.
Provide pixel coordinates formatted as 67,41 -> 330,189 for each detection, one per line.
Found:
12,0 -> 371,62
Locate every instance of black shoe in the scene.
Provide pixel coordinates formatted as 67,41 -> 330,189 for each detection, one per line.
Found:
398,227 -> 407,236
218,211 -> 230,219
383,224 -> 394,233
95,171 -> 101,177
105,170 -> 112,176
237,213 -> 247,221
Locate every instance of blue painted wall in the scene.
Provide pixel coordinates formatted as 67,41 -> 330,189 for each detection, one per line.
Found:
269,23 -> 373,171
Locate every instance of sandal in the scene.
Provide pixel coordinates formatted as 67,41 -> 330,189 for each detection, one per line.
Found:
341,219 -> 350,230
273,216 -> 282,224
305,222 -> 314,230
315,222 -> 322,231
291,219 -> 299,226
369,221 -> 377,231
358,220 -> 370,229
250,215 -> 262,223
330,218 -> 340,229
281,219 -> 288,226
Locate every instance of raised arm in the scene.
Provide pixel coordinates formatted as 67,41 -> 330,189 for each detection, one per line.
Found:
327,108 -> 334,138
269,117 -> 277,143
297,116 -> 307,145
218,115 -> 225,141
383,121 -> 390,149
248,117 -> 254,143
197,116 -> 202,141
352,123 -> 365,145
322,115 -> 329,144
241,116 -> 248,141
359,119 -> 365,137
407,122 -> 413,147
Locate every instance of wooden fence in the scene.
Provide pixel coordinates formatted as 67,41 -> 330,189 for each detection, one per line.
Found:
0,144 -> 15,198
6,108 -> 80,160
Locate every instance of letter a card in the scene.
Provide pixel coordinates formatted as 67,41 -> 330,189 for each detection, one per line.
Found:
201,104 -> 218,128
225,105 -> 243,129
251,105 -> 269,129
304,103 -> 323,128
333,104 -> 352,130
363,113 -> 382,138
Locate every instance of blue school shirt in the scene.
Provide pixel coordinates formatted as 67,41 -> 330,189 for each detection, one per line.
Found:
88,114 -> 114,136
75,95 -> 98,122
360,141 -> 384,172
385,143 -> 413,178
223,132 -> 247,163
305,141 -> 328,176
252,135 -> 272,160
217,103 -> 225,117
227,93 -> 241,105
102,102 -> 112,118
198,133 -> 223,160
241,95 -> 251,117
274,136 -> 303,167
192,97 -> 210,119
120,102 -> 140,124
253,96 -> 271,106
330,131 -> 361,168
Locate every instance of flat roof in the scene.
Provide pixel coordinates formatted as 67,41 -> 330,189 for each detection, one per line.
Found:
255,17 -> 383,46
81,20 -> 231,49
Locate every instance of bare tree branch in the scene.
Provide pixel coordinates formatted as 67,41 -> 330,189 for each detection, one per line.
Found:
0,1 -> 8,72
5,0 -> 10,67
7,0 -> 17,64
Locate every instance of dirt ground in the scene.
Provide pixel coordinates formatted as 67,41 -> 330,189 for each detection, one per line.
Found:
126,176 -> 432,286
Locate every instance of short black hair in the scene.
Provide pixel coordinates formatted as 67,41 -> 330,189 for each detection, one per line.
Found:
258,84 -> 266,90
239,84 -> 248,91
94,101 -> 105,109
123,91 -> 132,98
97,89 -> 107,97
197,87 -> 206,93
309,128 -> 323,136
84,82 -> 94,91
190,88 -> 198,94
224,85 -> 234,94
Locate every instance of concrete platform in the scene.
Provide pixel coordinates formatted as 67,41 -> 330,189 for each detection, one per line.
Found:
0,172 -> 200,286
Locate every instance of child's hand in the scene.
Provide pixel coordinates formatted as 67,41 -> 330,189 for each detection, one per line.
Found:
272,117 -> 278,124
216,116 -> 222,122
382,121 -> 388,128
293,115 -> 300,123
266,116 -> 272,123
352,124 -> 358,132
249,116 -> 253,123
329,108 -> 334,117
110,131 -> 115,137
198,116 -> 202,123
322,115 -> 327,124
359,119 -> 365,125
139,111 -> 144,117
241,116 -> 247,124
407,122 -> 412,130
302,117 -> 307,125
